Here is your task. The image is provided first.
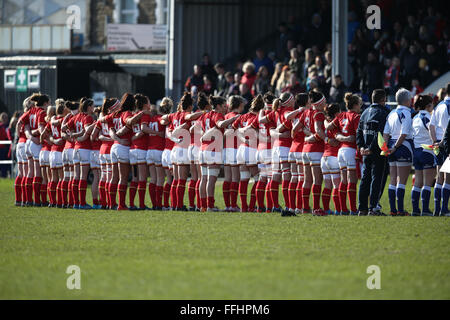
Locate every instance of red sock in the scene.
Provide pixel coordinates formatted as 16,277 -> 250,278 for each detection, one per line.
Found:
40,182 -> 47,204
222,180 -> 231,208
288,181 -> 296,209
249,182 -> 257,210
26,177 -> 33,203
188,180 -> 197,208
62,180 -> 69,205
71,179 -> 79,206
50,181 -> 57,205
322,187 -> 332,212
256,180 -> 267,209
105,182 -> 111,207
118,184 -> 127,208
177,179 -> 186,208
271,180 -> 280,208
79,180 -> 87,206
21,176 -> 28,203
339,182 -> 348,212
99,181 -> 106,207
68,180 -> 74,206
195,180 -> 201,209
14,176 -> 22,203
348,182 -> 357,212
201,197 -> 207,209
163,183 -> 171,208
33,177 -> 42,204
332,188 -> 341,213
129,181 -> 138,207
281,179 -> 289,209
239,180 -> 249,211
138,181 -> 146,209
296,180 -> 303,210
265,180 -> 273,211
156,185 -> 163,207
230,182 -> 239,208
56,180 -> 63,206
148,182 -> 156,207
302,185 -> 311,211
170,179 -> 178,208
109,183 -> 118,207
207,196 -> 215,209
312,184 -> 322,210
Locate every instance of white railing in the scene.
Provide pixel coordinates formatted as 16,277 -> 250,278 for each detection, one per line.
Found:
0,141 -> 14,175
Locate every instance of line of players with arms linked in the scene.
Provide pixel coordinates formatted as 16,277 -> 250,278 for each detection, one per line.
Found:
12,83 -> 450,216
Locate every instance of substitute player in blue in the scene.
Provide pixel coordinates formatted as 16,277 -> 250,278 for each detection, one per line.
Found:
411,95 -> 436,216
429,83 -> 450,216
383,88 -> 414,216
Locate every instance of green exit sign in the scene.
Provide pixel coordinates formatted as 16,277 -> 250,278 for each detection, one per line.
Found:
16,68 -> 28,92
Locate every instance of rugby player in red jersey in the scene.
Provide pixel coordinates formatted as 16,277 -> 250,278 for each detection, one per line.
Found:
326,93 -> 362,215
223,95 -> 245,212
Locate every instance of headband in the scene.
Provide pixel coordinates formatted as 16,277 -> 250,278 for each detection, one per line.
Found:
109,99 -> 121,113
312,96 -> 325,107
281,94 -> 294,107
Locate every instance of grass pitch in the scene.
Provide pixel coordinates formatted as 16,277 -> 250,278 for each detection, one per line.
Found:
0,178 -> 449,299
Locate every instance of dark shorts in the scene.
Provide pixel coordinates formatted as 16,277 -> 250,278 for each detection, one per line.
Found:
388,139 -> 413,164
413,148 -> 437,170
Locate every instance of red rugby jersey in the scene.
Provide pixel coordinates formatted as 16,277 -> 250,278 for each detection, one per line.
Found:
199,110 -> 225,151
250,110 -> 272,151
323,124 -> 340,157
224,111 -> 239,149
148,114 -> 165,151
266,106 -> 294,148
105,111 -> 133,146
21,106 -> 46,140
331,111 -> 360,149
299,108 -> 325,153
67,113 -> 94,150
17,113 -> 28,143
282,110 -> 306,153
50,116 -> 64,152
96,119 -> 113,154
130,113 -> 150,150
63,113 -> 76,149
232,112 -> 258,148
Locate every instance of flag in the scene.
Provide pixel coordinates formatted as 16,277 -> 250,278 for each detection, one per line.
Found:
378,132 -> 390,156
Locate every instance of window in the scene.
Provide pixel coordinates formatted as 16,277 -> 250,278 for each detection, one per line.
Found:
114,0 -> 138,24
28,69 -> 40,88
4,70 -> 15,89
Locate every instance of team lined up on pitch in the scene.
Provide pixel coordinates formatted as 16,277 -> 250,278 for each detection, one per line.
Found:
12,85 -> 450,216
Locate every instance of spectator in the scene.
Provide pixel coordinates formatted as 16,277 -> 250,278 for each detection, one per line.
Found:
253,48 -> 274,74
221,72 -> 234,97
200,53 -> 216,80
185,65 -> 204,92
276,65 -> 290,95
253,66 -> 271,95
270,62 -> 284,92
227,72 -> 241,97
276,22 -> 290,62
0,112 -> 10,177
324,50 -> 332,85
424,43 -> 442,77
361,51 -> 384,99
329,74 -> 347,105
411,79 -> 424,96
241,62 -> 257,93
288,48 -> 302,79
403,15 -> 418,42
403,44 -> 421,86
281,73 -> 303,96
214,63 -> 227,96
306,13 -> 328,50
384,56 -> 401,101
203,75 -> 214,96
239,83 -> 253,113
301,48 -> 314,85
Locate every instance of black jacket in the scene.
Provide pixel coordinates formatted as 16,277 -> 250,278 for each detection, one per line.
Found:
356,103 -> 390,155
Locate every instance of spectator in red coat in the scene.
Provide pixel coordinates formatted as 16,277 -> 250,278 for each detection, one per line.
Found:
241,62 -> 257,93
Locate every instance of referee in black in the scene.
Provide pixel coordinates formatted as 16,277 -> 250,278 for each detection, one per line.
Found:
356,89 -> 390,215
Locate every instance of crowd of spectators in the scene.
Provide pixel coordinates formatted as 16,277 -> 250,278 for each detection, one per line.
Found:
184,1 -> 449,109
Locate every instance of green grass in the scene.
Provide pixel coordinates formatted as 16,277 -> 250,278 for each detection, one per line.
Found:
0,178 -> 449,299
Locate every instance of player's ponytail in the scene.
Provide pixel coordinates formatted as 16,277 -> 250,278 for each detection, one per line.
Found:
272,98 -> 281,111
159,97 -> 173,114
197,92 -> 209,110
178,91 -> 193,111
344,92 -> 361,111
250,94 -> 265,113
134,93 -> 149,111
209,95 -> 226,110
